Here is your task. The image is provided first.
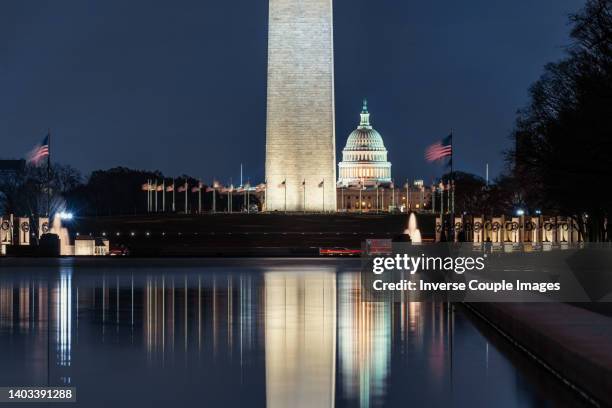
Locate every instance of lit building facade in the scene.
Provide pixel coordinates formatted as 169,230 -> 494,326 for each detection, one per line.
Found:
337,100 -> 391,188
337,181 -> 432,212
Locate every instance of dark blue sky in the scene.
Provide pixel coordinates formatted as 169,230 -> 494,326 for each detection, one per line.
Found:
1,0 -> 584,185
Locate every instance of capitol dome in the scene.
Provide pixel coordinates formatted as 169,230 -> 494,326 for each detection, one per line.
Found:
337,100 -> 392,187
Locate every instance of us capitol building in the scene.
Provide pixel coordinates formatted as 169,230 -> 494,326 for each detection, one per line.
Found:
336,100 -> 431,212
337,100 -> 392,188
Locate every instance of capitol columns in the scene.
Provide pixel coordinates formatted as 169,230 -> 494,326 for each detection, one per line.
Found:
359,178 -> 363,213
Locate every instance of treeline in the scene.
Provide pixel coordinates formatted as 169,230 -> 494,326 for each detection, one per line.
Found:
434,171 -> 522,216
0,166 -> 259,217
0,163 -> 81,217
506,0 -> 612,241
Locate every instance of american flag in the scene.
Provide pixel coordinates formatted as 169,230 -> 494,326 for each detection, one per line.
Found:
191,182 -> 202,193
27,134 -> 50,165
425,135 -> 452,163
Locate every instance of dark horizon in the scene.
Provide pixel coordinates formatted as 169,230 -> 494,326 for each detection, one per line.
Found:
1,0 -> 584,185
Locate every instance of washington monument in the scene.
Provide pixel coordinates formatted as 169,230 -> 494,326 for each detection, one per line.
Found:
265,0 -> 337,212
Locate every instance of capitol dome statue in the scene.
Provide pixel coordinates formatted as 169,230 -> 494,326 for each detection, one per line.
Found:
337,99 -> 392,187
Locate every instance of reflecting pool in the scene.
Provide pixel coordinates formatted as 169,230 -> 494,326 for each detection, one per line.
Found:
0,258 -> 587,407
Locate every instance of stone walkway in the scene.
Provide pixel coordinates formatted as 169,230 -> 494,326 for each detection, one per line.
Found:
468,302 -> 612,406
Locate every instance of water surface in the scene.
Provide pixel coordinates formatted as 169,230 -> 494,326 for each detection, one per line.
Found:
0,258 -> 586,407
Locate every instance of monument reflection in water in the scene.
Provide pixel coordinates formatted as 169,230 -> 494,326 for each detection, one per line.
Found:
0,259 -> 581,407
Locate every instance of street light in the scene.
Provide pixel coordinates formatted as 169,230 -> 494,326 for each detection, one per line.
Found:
58,211 -> 73,220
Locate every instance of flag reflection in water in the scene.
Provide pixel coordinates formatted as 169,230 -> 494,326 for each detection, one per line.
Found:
141,273 -> 261,365
57,268 -> 72,370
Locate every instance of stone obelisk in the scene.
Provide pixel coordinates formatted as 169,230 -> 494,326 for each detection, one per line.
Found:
265,0 -> 337,212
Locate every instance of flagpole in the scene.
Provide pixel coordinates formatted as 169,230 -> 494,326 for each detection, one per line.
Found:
322,179 -> 325,213
406,179 -> 409,212
147,179 -> 151,213
420,185 -> 424,210
440,183 -> 444,218
263,181 -> 267,212
432,183 -> 436,214
47,129 -> 51,217
450,129 -> 455,239
213,179 -> 217,214
451,129 -> 455,215
154,180 -> 158,212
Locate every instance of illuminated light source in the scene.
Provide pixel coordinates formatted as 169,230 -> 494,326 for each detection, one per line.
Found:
145,232 -> 150,236
516,209 -> 525,216
535,209 -> 542,215
130,232 -> 135,236
58,211 -> 74,220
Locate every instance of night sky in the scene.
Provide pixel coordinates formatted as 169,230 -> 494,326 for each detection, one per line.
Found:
1,0 -> 584,186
